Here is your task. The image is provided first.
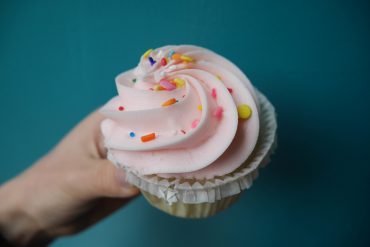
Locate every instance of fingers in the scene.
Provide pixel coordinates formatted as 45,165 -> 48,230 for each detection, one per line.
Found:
47,109 -> 139,199
76,111 -> 108,159
53,110 -> 107,160
90,159 -> 140,198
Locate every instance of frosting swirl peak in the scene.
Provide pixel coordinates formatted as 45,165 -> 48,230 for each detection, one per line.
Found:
100,45 -> 260,179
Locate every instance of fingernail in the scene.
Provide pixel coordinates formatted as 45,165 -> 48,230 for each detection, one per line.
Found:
115,168 -> 134,188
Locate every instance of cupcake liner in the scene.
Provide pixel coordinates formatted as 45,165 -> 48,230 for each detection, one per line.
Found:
142,190 -> 242,218
108,89 -> 277,208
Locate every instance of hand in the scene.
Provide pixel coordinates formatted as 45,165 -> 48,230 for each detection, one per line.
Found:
0,111 -> 139,246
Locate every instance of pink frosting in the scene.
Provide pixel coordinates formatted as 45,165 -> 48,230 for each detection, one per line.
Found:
100,45 -> 260,179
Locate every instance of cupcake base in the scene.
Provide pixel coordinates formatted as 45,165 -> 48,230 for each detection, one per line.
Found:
142,190 -> 241,218
108,89 -> 277,218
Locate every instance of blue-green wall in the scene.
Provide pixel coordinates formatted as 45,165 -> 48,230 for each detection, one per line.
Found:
1,0 -> 369,246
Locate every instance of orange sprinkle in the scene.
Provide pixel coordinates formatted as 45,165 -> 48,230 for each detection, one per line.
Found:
153,84 -> 165,91
162,98 -> 177,107
141,133 -> 156,142
172,53 -> 181,61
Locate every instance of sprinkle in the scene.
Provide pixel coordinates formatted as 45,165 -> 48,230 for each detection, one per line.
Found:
118,106 -> 125,111
161,98 -> 177,107
160,58 -> 168,66
180,55 -> 194,62
148,56 -> 156,66
191,119 -> 200,128
173,78 -> 185,88
129,132 -> 136,138
227,87 -> 233,93
141,133 -> 156,142
237,104 -> 252,119
156,50 -> 163,58
197,105 -> 202,111
181,130 -> 186,134
172,53 -> 181,61
132,78 -> 137,83
167,65 -> 177,72
216,75 -> 222,80
143,49 -> 153,58
160,80 -> 176,91
168,49 -> 175,58
211,88 -> 217,99
153,84 -> 165,91
182,94 -> 186,98
213,106 -> 223,119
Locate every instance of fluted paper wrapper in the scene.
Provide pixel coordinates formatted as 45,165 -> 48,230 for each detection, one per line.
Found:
108,90 -> 277,218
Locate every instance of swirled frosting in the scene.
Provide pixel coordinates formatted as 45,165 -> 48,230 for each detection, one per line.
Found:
100,45 -> 260,179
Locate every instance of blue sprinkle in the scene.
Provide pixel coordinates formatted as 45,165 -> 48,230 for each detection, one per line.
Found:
148,56 -> 156,66
168,50 -> 175,58
129,132 -> 136,138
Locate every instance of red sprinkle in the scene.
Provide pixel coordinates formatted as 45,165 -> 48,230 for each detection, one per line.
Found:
181,130 -> 186,134
227,88 -> 233,93
118,106 -> 125,111
211,88 -> 217,99
160,58 -> 167,66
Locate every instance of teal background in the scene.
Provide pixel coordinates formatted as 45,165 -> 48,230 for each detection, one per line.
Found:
1,0 -> 370,246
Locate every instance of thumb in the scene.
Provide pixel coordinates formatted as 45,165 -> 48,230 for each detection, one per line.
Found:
90,159 -> 140,198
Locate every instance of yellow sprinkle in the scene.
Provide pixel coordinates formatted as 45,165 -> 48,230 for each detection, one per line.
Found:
173,78 -> 185,88
237,104 -> 252,119
197,105 -> 202,111
216,75 -> 222,80
142,49 -> 153,58
180,55 -> 194,62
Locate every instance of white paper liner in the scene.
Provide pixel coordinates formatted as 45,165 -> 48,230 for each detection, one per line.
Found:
108,89 -> 277,204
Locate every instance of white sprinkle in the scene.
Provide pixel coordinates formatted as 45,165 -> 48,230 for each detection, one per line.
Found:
156,50 -> 163,59
166,65 -> 177,72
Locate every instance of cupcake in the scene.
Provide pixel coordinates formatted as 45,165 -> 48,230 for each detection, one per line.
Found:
100,45 -> 277,218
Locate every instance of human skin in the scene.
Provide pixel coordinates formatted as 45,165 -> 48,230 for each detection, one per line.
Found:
0,112 -> 140,246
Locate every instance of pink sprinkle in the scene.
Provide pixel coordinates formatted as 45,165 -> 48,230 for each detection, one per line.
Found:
213,106 -> 223,119
191,119 -> 200,128
211,88 -> 217,99
160,80 -> 176,91
227,88 -> 233,93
